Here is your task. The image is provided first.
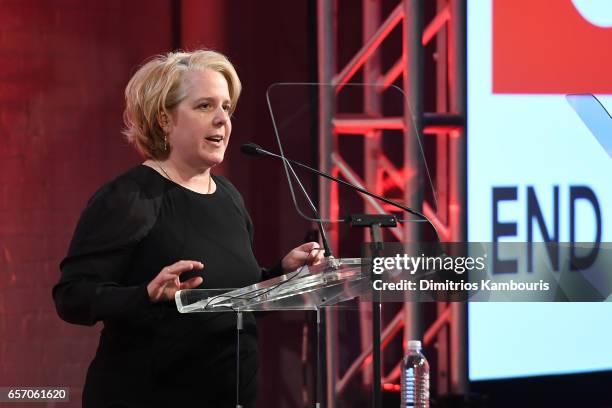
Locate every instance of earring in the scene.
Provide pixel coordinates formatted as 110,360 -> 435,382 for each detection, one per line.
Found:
163,134 -> 168,151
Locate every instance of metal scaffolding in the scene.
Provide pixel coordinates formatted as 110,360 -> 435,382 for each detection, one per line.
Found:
317,0 -> 467,405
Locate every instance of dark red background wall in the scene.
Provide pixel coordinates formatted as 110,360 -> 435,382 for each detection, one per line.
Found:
0,1 -> 316,406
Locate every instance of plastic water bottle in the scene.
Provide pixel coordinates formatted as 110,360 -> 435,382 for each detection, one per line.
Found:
400,340 -> 430,408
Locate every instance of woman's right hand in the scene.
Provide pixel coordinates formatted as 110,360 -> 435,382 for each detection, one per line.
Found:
147,260 -> 204,303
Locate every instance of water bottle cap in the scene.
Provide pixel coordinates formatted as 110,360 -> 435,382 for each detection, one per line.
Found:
407,340 -> 422,350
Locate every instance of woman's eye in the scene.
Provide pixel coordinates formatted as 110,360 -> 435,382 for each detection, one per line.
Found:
223,105 -> 231,112
198,103 -> 211,110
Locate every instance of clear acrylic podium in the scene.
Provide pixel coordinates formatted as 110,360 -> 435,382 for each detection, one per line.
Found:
175,257 -> 368,408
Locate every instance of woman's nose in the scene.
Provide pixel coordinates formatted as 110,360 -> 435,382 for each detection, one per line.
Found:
213,107 -> 229,126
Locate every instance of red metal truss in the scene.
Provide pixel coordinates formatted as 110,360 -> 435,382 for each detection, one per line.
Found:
317,0 -> 467,405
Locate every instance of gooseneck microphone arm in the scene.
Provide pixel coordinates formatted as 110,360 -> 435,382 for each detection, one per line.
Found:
240,143 -> 334,258
240,142 -> 438,238
242,143 -> 440,408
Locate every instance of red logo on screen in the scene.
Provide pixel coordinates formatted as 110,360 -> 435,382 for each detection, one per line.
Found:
493,0 -> 612,94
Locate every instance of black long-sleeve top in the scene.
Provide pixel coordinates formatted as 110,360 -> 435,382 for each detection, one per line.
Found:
52,165 -> 281,405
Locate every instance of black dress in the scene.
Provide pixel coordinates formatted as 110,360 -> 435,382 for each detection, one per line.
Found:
52,165 -> 282,408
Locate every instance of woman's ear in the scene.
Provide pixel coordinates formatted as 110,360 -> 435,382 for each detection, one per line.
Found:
158,110 -> 172,133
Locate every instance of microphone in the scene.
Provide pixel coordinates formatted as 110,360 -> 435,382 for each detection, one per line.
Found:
240,143 -> 268,157
240,142 -> 440,241
241,143 -> 334,259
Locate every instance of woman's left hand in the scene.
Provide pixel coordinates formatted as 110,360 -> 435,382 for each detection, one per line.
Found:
281,242 -> 325,273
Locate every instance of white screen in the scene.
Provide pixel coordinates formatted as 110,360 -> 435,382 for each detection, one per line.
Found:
467,0 -> 612,381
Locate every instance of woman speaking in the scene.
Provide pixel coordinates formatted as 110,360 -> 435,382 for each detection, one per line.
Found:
53,49 -> 322,408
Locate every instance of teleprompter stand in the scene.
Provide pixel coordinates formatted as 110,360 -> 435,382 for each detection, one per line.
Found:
347,214 -> 398,408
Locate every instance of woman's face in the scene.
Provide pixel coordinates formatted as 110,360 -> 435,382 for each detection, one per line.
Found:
166,69 -> 233,170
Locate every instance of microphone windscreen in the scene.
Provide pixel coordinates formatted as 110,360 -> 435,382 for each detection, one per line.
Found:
240,143 -> 262,156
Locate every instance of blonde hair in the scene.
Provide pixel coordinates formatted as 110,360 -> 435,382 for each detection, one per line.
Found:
123,49 -> 241,159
